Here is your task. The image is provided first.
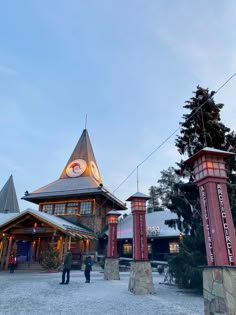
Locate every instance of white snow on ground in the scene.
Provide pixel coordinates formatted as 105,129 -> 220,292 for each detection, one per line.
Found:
0,271 -> 204,315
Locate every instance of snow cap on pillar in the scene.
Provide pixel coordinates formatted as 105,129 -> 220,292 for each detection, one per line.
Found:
126,192 -> 150,201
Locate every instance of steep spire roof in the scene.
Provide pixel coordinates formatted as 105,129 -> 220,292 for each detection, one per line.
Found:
0,175 -> 20,213
60,129 -> 102,183
22,129 -> 126,210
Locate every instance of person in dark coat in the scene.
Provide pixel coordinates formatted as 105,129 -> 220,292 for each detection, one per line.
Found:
9,254 -> 17,273
84,256 -> 92,283
60,249 -> 72,285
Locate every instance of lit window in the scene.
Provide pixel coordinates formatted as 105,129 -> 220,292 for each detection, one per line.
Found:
207,162 -> 213,169
148,244 -> 152,254
67,203 -> 79,215
220,170 -> 226,177
219,163 -> 225,170
209,169 -> 214,176
42,204 -> 53,214
214,169 -> 220,177
169,242 -> 179,253
54,204 -> 65,215
80,202 -> 92,215
123,243 -> 132,255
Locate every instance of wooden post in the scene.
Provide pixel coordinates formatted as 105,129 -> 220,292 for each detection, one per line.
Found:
0,240 -> 8,269
68,236 -> 71,249
31,241 -> 36,263
5,236 -> 13,270
63,236 -> 68,260
36,237 -> 41,261
59,237 -> 64,262
0,240 -> 4,261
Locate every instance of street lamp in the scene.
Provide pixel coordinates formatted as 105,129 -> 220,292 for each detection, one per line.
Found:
106,210 -> 120,258
104,210 -> 121,280
126,192 -> 154,295
186,147 -> 236,266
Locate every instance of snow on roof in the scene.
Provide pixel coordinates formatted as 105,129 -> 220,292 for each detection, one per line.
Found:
0,213 -> 19,225
117,210 -> 179,239
186,147 -> 235,164
24,209 -> 94,234
0,208 -> 95,238
22,178 -> 126,210
126,191 -> 150,201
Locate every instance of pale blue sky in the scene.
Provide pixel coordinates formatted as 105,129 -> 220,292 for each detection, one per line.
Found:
0,1 -> 236,211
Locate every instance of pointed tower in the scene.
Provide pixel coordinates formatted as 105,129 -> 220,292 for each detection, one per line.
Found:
22,128 -> 126,239
0,175 -> 20,213
60,129 -> 102,183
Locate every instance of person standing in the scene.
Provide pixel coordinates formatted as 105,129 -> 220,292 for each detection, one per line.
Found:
84,256 -> 92,283
9,254 -> 17,273
60,249 -> 72,285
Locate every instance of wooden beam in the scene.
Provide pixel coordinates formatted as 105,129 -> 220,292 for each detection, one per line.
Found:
2,216 -> 32,232
0,240 -> 7,269
10,228 -> 55,234
59,237 -> 64,262
4,236 -> 13,270
68,236 -> 71,249
36,237 -> 41,261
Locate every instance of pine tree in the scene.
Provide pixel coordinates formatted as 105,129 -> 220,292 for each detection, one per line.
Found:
167,86 -> 236,292
148,167 -> 181,211
147,186 -> 161,213
40,244 -> 61,270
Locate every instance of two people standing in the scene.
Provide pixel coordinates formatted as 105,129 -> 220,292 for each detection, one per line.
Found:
60,250 -> 93,285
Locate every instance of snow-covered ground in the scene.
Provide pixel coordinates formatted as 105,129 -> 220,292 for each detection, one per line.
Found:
0,271 -> 204,315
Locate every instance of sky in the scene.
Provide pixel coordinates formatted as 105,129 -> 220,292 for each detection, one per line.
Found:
0,1 -> 236,211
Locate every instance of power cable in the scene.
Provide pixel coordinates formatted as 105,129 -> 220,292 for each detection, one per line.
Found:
113,72 -> 236,194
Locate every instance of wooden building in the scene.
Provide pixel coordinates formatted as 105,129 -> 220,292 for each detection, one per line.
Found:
0,129 -> 126,270
116,210 -> 181,262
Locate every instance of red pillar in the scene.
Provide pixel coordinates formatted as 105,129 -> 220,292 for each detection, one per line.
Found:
186,148 -> 236,266
126,192 -> 149,261
107,210 -> 120,258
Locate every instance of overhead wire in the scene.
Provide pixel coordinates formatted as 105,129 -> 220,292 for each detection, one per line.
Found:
113,72 -> 236,194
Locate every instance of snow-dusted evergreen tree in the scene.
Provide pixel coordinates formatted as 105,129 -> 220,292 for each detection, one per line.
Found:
166,86 -> 236,291
40,244 -> 61,270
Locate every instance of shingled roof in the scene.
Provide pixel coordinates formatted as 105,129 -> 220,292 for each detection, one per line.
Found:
117,210 -> 180,239
0,175 -> 20,213
22,129 -> 126,210
0,208 -> 96,239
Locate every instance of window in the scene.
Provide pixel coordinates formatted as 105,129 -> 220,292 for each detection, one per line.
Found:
54,203 -> 65,215
147,243 -> 152,254
169,242 -> 179,254
67,202 -> 79,215
42,204 -> 53,214
80,202 -> 92,215
123,243 -> 132,255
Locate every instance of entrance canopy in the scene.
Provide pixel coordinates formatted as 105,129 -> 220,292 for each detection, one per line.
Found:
0,208 -> 96,240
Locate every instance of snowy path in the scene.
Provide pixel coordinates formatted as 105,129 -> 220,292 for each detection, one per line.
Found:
0,271 -> 204,315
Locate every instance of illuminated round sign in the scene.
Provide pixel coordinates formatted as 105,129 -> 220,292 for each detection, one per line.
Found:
90,161 -> 100,181
66,159 -> 87,177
